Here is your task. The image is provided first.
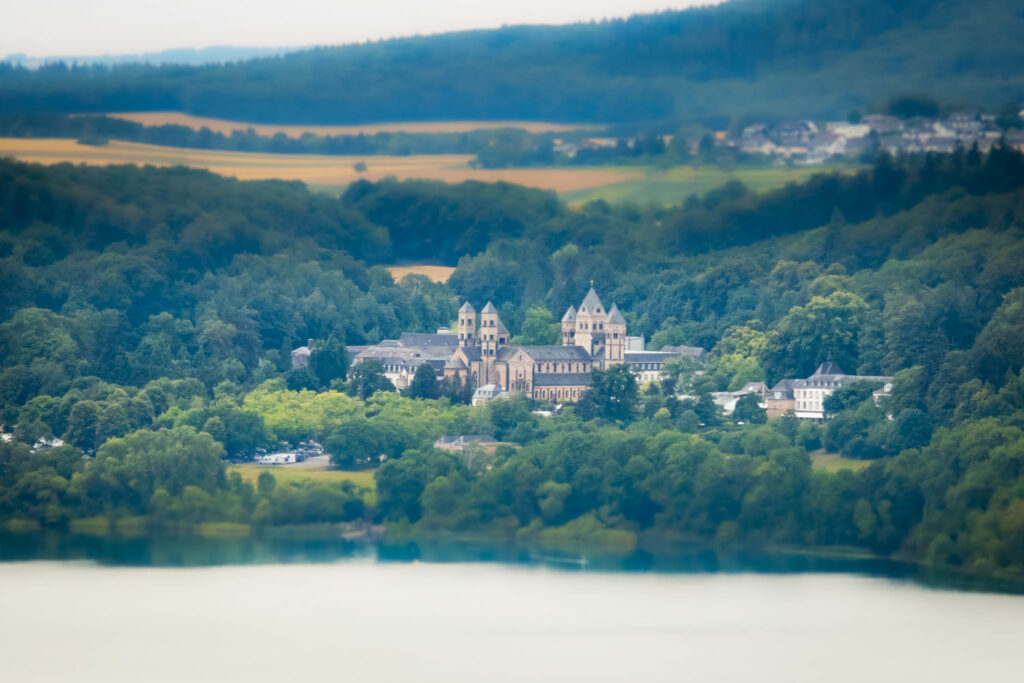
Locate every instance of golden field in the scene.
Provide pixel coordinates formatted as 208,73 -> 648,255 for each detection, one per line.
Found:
0,138 -> 640,193
105,111 -> 594,137
385,265 -> 456,282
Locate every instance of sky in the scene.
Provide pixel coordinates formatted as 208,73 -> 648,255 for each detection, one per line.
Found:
3,0 -> 721,59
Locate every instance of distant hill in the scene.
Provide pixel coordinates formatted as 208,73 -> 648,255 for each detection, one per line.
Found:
1,0 -> 1021,126
3,46 -> 296,69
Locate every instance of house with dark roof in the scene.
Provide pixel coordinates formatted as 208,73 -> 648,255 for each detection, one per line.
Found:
785,356 -> 892,420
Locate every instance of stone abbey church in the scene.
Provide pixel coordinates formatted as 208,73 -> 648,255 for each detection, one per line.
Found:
294,286 -> 705,403
444,287 -> 627,402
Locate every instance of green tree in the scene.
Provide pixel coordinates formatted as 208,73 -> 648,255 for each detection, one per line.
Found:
346,360 -> 396,400
404,362 -> 439,400
512,305 -> 559,346
309,335 -> 350,388
580,365 -> 639,422
325,419 -> 384,469
733,394 -> 767,424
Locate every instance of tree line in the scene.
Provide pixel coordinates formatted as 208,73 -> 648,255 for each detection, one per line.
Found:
2,147 -> 1024,576
0,0 -> 1020,125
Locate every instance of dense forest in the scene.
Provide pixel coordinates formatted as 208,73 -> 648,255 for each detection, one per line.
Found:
2,147 -> 1024,575
1,0 -> 1022,125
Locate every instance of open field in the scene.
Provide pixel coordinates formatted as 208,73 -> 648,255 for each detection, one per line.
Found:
229,464 -> 377,502
563,163 -> 864,206
0,138 -> 639,193
810,452 -> 873,474
386,265 -> 456,283
105,111 -> 596,137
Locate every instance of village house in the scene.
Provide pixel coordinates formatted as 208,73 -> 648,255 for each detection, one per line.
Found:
766,357 -> 893,421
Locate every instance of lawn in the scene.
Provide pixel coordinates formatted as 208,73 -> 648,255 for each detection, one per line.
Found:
810,452 -> 874,474
228,463 -> 377,503
562,163 -> 864,206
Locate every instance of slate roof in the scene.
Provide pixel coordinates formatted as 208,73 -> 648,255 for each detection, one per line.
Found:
533,373 -> 593,387
519,346 -> 592,361
580,287 -> 603,313
481,301 -> 498,314
445,356 -> 467,370
659,345 -> 709,364
770,379 -> 798,398
812,359 -> 845,376
398,332 -> 459,348
605,303 -> 626,325
459,346 -> 483,362
459,301 -> 475,313
562,305 -> 577,323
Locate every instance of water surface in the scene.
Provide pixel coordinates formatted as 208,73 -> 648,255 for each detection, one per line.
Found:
1,535 -> 1023,682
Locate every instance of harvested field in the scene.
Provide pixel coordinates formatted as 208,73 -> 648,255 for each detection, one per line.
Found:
386,265 -> 456,283
105,111 -> 595,137
0,138 -> 640,193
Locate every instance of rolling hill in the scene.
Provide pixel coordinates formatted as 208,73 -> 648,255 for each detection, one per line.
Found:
0,0 -> 1021,126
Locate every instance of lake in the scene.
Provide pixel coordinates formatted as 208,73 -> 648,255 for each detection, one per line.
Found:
1,534 -> 1023,682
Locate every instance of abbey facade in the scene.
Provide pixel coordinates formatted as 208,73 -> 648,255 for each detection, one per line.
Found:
444,287 -> 627,402
297,286 -> 708,402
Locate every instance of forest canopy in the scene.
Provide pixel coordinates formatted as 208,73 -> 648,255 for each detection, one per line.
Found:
0,0 -> 1022,125
2,146 -> 1024,577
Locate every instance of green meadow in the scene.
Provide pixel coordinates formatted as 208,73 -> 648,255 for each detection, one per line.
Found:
563,163 -> 864,206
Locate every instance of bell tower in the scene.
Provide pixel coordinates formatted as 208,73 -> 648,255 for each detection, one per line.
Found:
561,306 -> 577,346
604,303 -> 626,365
457,301 -> 476,348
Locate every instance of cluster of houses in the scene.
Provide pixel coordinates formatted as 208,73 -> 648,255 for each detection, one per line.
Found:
546,109 -> 1023,167
733,110 -> 1023,164
711,357 -> 893,421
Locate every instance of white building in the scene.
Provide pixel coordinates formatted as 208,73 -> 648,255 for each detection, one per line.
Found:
792,359 -> 892,420
472,383 -> 508,406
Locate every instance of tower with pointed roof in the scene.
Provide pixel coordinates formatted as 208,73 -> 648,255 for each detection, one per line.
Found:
574,285 -> 606,362
457,301 -> 476,348
478,301 -> 509,357
604,303 -> 626,365
561,305 -> 577,346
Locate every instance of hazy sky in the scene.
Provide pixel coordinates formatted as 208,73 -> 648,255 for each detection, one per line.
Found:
3,0 -> 721,58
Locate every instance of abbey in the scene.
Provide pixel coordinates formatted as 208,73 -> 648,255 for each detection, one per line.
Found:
444,287 -> 629,402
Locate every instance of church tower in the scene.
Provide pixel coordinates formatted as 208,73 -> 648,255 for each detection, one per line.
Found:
575,285 -> 605,359
561,306 -> 577,346
457,301 -> 475,348
604,303 -> 626,365
479,302 -> 509,357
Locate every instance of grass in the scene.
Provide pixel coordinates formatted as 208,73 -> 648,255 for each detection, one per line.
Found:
229,463 -> 377,503
0,138 -> 638,194
104,111 -> 597,137
811,451 -> 874,474
563,163 -> 864,206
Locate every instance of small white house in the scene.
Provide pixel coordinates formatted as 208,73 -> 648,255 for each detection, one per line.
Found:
472,383 -> 507,406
